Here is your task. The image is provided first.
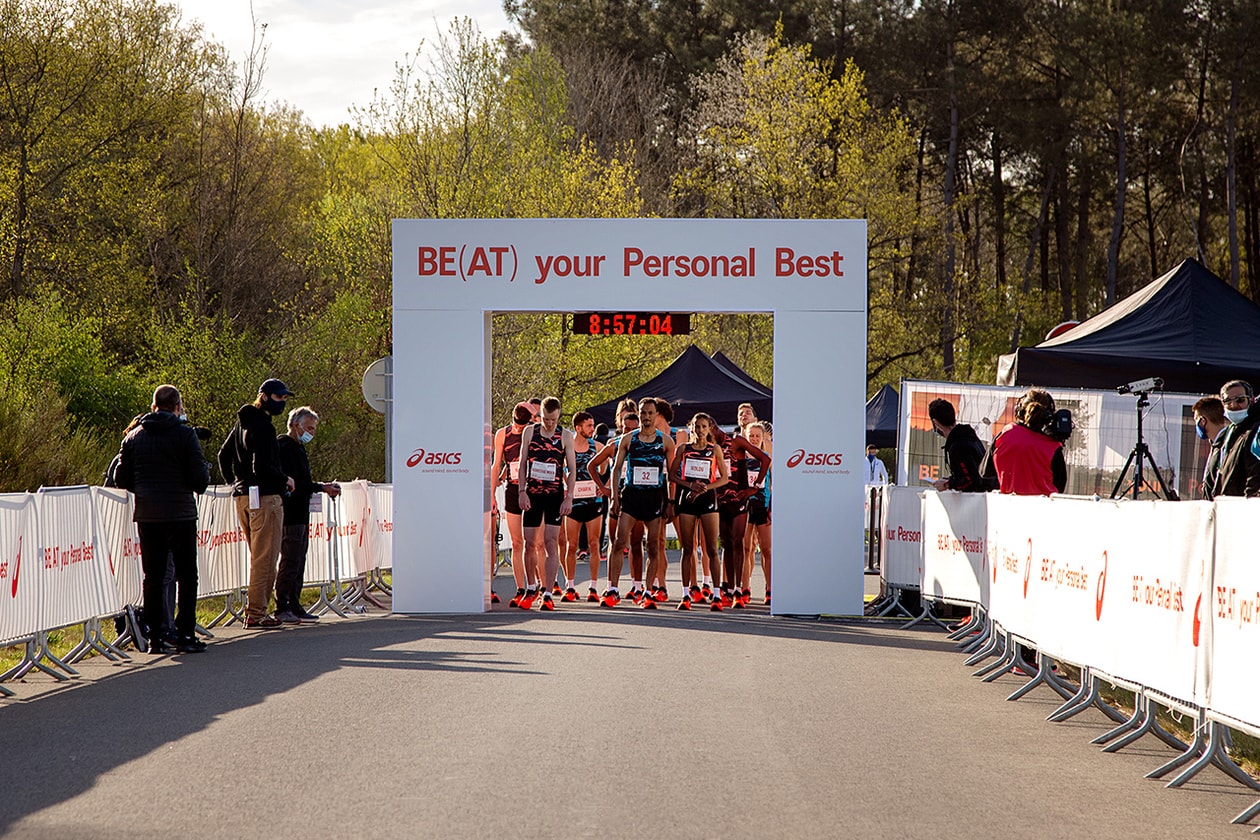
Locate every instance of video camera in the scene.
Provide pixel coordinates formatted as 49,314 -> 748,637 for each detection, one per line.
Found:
1116,376 -> 1163,395
1042,408 -> 1074,442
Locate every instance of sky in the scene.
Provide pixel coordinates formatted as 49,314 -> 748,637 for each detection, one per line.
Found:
172,1 -> 517,128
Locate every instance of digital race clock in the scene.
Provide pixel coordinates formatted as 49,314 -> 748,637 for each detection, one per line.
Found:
572,312 -> 692,336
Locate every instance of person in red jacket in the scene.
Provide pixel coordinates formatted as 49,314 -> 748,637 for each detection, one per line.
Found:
992,388 -> 1066,496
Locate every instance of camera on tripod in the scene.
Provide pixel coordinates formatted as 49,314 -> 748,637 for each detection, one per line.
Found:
1116,376 -> 1164,395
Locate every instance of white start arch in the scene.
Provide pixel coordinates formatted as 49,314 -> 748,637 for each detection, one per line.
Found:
391,218 -> 867,615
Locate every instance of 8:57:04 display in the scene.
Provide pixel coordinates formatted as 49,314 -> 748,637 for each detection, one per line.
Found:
572,312 -> 692,336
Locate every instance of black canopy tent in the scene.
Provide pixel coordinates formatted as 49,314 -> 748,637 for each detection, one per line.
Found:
997,259 -> 1260,394
711,350 -> 773,395
586,345 -> 772,427
865,384 -> 899,448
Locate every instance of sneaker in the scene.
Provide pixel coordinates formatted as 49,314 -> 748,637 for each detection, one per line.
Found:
293,608 -> 321,621
741,588 -> 753,606
552,585 -> 563,596
600,589 -> 620,608
509,588 -> 526,608
709,598 -> 724,612
274,610 -> 302,624
147,638 -> 175,654
641,596 -> 657,609
174,636 -> 207,653
491,591 -> 501,604
577,550 -> 589,561
562,587 -> 579,603
628,589 -> 644,605
518,591 -> 538,610
540,594 -> 556,611
732,597 -> 745,609
689,585 -> 702,602
244,616 -> 282,629
764,590 -> 771,606
653,587 -> 668,603
701,584 -> 713,602
677,596 -> 691,611
720,591 -> 734,608
587,588 -> 600,603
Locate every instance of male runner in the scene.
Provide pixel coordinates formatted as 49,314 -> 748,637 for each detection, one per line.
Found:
588,400 -> 644,601
517,397 -> 577,611
563,411 -> 607,602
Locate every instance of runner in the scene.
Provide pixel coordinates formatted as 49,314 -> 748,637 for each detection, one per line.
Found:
490,401 -> 537,607
646,398 -> 685,602
588,399 -> 644,601
517,397 -> 577,611
563,411 -> 606,602
604,398 -> 676,608
743,420 -> 773,605
713,423 -> 770,610
669,412 -> 729,610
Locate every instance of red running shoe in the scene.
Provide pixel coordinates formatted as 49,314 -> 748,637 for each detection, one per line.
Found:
720,591 -> 734,608
764,590 -> 771,606
552,585 -> 563,596
562,587 -> 579,602
688,585 -> 702,602
653,587 -> 668,603
518,591 -> 537,610
641,596 -> 657,609
709,598 -> 724,612
540,594 -> 555,611
741,589 -> 752,606
629,589 -> 644,605
491,591 -> 501,604
508,588 -> 526,608
701,584 -> 713,601
677,596 -> 692,611
587,588 -> 600,603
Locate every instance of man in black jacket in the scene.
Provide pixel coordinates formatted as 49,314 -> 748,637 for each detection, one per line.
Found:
275,406 -> 340,623
115,385 -> 211,654
1214,379 -> 1260,497
219,379 -> 296,628
928,398 -> 992,493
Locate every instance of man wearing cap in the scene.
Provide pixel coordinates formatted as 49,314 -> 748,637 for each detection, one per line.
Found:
218,379 -> 296,628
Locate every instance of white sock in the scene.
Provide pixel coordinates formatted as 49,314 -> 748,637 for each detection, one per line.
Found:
633,580 -> 644,592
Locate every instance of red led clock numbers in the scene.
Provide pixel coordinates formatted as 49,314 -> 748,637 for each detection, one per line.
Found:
572,313 -> 692,336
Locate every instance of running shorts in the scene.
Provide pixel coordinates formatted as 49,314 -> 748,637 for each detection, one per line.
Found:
504,482 -> 523,516
674,488 -> 718,517
619,487 -> 664,523
747,494 -> 770,526
567,499 -> 606,524
522,492 -> 563,528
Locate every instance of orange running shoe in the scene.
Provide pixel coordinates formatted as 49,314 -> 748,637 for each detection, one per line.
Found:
540,594 -> 555,611
653,587 -> 668,603
518,590 -> 537,610
491,591 -> 501,604
709,598 -> 724,612
600,589 -> 621,608
508,588 -> 526,608
552,585 -> 563,596
587,588 -> 600,603
562,587 -> 579,603
640,596 -> 657,609
764,590 -> 771,606
677,596 -> 692,611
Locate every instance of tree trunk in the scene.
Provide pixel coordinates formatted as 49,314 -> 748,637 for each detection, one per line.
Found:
992,129 -> 1007,289
1055,159 -> 1072,319
1226,52 -> 1241,288
1106,80 -> 1127,307
1074,153 -> 1092,321
1009,166 -> 1056,352
941,19 -> 960,377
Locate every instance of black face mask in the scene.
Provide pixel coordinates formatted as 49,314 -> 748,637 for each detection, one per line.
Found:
265,398 -> 287,416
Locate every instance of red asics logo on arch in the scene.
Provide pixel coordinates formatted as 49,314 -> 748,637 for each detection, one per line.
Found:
406,448 -> 463,468
785,449 -> 843,468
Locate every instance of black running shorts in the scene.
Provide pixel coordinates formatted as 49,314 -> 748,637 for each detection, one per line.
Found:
567,499 -> 606,524
674,488 -> 718,517
619,487 -> 664,523
747,493 -> 770,526
522,492 -> 564,528
504,483 -> 523,516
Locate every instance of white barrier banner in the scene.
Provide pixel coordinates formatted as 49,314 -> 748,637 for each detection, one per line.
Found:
921,490 -> 988,605
1206,498 -> 1260,722
880,485 -> 924,589
369,483 -> 393,571
36,486 -> 120,629
0,492 -> 40,643
334,480 -> 375,578
196,487 -> 247,597
304,498 -> 334,585
92,487 -> 142,607
987,495 -> 1208,705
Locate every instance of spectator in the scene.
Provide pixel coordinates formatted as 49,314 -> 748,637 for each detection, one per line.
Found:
275,406 -> 341,623
1192,396 -> 1228,500
927,398 -> 991,492
863,444 -> 890,485
1217,379 -> 1260,497
114,385 -> 210,654
218,379 -> 296,629
991,388 -> 1066,496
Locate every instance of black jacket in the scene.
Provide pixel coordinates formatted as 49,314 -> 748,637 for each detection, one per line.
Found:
115,411 -> 210,522
1215,402 -> 1260,498
277,434 -> 323,525
941,424 -> 989,492
218,404 -> 288,496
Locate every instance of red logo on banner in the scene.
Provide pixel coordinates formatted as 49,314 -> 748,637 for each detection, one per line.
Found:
1023,540 -> 1032,598
1095,550 -> 1108,620
407,448 -> 463,468
11,535 -> 20,598
359,503 -> 369,548
785,449 -> 843,468
1193,593 -> 1202,647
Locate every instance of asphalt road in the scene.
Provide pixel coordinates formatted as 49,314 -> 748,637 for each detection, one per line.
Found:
0,572 -> 1256,839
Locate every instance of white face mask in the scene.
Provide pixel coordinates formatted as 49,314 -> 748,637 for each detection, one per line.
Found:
299,431 -> 314,444
1226,406 -> 1250,425
178,413 -> 188,422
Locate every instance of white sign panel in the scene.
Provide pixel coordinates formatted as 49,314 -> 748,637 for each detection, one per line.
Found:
921,490 -> 988,605
393,218 -> 867,614
1206,498 -> 1260,721
880,485 -> 924,589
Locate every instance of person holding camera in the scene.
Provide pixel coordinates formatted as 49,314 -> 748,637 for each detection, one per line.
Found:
991,388 -> 1066,496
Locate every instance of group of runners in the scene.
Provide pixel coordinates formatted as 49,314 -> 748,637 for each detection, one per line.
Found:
489,396 -> 772,612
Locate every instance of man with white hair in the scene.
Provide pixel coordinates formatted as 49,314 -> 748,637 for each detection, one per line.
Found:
275,405 -> 341,623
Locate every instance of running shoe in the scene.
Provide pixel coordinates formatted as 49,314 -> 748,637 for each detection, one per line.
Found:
701,584 -> 713,602
741,588 -> 753,606
764,590 -> 771,606
508,588 -> 526,608
709,597 -> 724,612
629,589 -> 644,605
720,590 -> 734,608
491,591 -> 501,604
518,590 -> 537,610
552,585 -> 563,596
562,587 -> 579,603
640,595 -> 657,609
540,594 -> 556,611
600,589 -> 620,608
587,588 -> 600,603
677,596 -> 692,611
653,587 -> 668,603
689,585 -> 702,602
577,550 -> 589,562
732,596 -> 745,609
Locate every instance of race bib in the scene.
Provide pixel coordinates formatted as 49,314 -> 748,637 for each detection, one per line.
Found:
632,466 -> 660,486
530,459 -> 558,483
508,460 -> 520,482
573,479 -> 598,500
684,456 -> 710,480
748,467 -> 761,485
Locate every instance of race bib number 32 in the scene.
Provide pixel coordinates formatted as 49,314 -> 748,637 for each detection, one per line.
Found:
632,466 -> 660,486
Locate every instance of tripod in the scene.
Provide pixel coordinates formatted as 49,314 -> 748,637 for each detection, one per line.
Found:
1110,391 -> 1179,501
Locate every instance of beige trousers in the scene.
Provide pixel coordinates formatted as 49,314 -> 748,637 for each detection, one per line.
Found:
236,494 -> 285,619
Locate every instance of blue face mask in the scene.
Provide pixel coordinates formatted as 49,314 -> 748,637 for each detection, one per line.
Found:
1194,421 -> 1207,441
299,431 -> 314,444
867,453 -> 877,464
